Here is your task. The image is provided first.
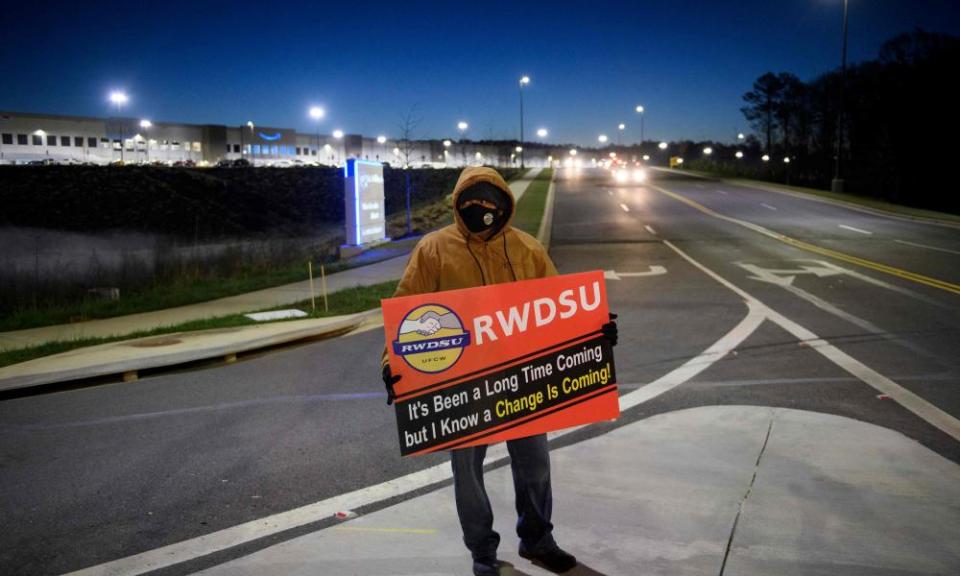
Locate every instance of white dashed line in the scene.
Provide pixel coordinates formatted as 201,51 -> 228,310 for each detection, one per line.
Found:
894,239 -> 960,256
644,225 -> 657,235
716,189 -> 728,195
620,203 -> 630,213
838,224 -> 872,235
761,203 -> 777,211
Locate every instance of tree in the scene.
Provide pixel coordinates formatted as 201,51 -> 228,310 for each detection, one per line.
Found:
396,104 -> 423,169
741,72 -> 782,152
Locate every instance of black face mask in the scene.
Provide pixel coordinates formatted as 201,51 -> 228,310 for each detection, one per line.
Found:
458,183 -> 508,234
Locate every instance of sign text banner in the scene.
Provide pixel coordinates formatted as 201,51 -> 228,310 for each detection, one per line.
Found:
381,270 -> 619,456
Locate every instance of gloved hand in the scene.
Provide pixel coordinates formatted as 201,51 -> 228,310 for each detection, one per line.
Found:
601,313 -> 618,347
382,363 -> 402,405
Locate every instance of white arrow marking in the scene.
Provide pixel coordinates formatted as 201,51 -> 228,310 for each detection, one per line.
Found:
619,203 -> 630,212
604,266 -> 667,280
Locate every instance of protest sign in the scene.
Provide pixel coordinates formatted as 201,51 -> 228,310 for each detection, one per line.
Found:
381,270 -> 619,456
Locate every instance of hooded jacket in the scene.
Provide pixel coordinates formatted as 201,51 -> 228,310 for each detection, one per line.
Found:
382,166 -> 557,369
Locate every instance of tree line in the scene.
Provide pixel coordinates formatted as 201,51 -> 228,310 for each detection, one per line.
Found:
738,29 -> 958,212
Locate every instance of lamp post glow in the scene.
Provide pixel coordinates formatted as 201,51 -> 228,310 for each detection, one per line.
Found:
703,147 -> 713,156
569,149 -> 577,156
109,91 -> 128,163
598,134 -> 608,144
658,141 -> 668,150
536,128 -> 548,138
735,151 -> 744,159
139,119 -> 151,162
519,75 -> 530,168
762,154 -> 770,162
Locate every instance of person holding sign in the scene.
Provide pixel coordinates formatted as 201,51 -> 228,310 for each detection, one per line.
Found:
381,167 -> 617,575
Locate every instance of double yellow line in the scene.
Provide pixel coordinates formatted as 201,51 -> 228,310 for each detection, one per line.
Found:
651,184 -> 960,296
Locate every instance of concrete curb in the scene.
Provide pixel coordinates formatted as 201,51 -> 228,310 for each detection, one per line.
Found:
0,311 -> 375,393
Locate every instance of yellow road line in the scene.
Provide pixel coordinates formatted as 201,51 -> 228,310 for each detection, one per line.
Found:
332,526 -> 437,535
651,184 -> 960,296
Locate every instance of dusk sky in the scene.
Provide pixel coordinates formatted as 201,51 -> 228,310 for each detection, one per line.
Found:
2,0 -> 958,146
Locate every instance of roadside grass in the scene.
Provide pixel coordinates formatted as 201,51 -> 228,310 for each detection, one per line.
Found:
0,280 -> 398,369
512,169 -> 553,235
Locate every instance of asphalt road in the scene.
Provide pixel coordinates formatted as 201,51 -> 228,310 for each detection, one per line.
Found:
1,168 -> 958,575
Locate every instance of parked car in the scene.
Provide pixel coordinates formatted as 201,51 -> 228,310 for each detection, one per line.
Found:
232,158 -> 251,167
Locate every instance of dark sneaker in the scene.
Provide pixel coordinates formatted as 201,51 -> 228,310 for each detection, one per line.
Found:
472,556 -> 500,576
519,545 -> 577,573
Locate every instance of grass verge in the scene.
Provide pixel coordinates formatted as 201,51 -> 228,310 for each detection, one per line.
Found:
0,280 -> 398,369
513,169 -> 553,235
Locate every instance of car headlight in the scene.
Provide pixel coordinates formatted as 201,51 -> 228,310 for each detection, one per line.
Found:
633,168 -> 647,182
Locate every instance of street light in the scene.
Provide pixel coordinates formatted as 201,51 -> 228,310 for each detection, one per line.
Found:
569,149 -> 577,156
244,121 -> 254,164
536,128 -> 548,138
737,132 -> 745,141
109,90 -> 128,163
832,0 -> 850,193
735,151 -> 744,159
309,106 -> 325,164
139,119 -> 152,162
658,141 -> 668,150
598,134 -> 608,144
457,121 -> 468,165
519,75 -> 530,168
703,147 -> 713,155
762,154 -> 770,162
635,105 -> 645,146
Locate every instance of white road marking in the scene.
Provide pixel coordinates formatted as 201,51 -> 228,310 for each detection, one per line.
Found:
619,300 -> 766,412
717,189 -> 728,195
664,239 -> 960,443
838,224 -> 872,235
894,239 -> 960,256
644,225 -> 657,235
761,203 -> 778,211
619,203 -> 630,212
604,266 -> 668,280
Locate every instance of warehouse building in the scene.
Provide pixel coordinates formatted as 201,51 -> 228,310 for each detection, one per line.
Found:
0,111 -> 555,167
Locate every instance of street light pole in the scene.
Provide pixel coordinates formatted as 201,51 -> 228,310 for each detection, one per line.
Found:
109,91 -> 128,164
832,0 -> 849,193
140,120 -> 152,163
635,105 -> 645,149
309,106 -> 325,166
519,76 -> 530,169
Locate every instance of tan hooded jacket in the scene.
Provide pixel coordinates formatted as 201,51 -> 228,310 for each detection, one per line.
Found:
382,166 -> 557,369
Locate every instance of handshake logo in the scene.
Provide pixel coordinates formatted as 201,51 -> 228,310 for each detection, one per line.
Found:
392,304 -> 471,374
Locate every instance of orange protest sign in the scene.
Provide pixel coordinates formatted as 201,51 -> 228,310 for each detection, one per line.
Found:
381,270 -> 619,456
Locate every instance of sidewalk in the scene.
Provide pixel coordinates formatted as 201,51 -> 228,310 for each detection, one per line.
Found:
193,406 -> 960,575
0,168 -> 542,352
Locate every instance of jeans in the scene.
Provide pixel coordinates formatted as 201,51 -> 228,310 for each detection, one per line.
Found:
450,434 -> 556,560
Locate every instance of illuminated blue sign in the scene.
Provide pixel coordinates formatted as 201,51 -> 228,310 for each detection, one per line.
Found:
344,159 -> 386,246
258,132 -> 282,141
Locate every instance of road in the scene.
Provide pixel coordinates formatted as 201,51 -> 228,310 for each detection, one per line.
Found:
1,168 -> 958,575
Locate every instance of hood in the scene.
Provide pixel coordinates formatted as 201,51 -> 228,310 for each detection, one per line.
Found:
451,166 -> 515,240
